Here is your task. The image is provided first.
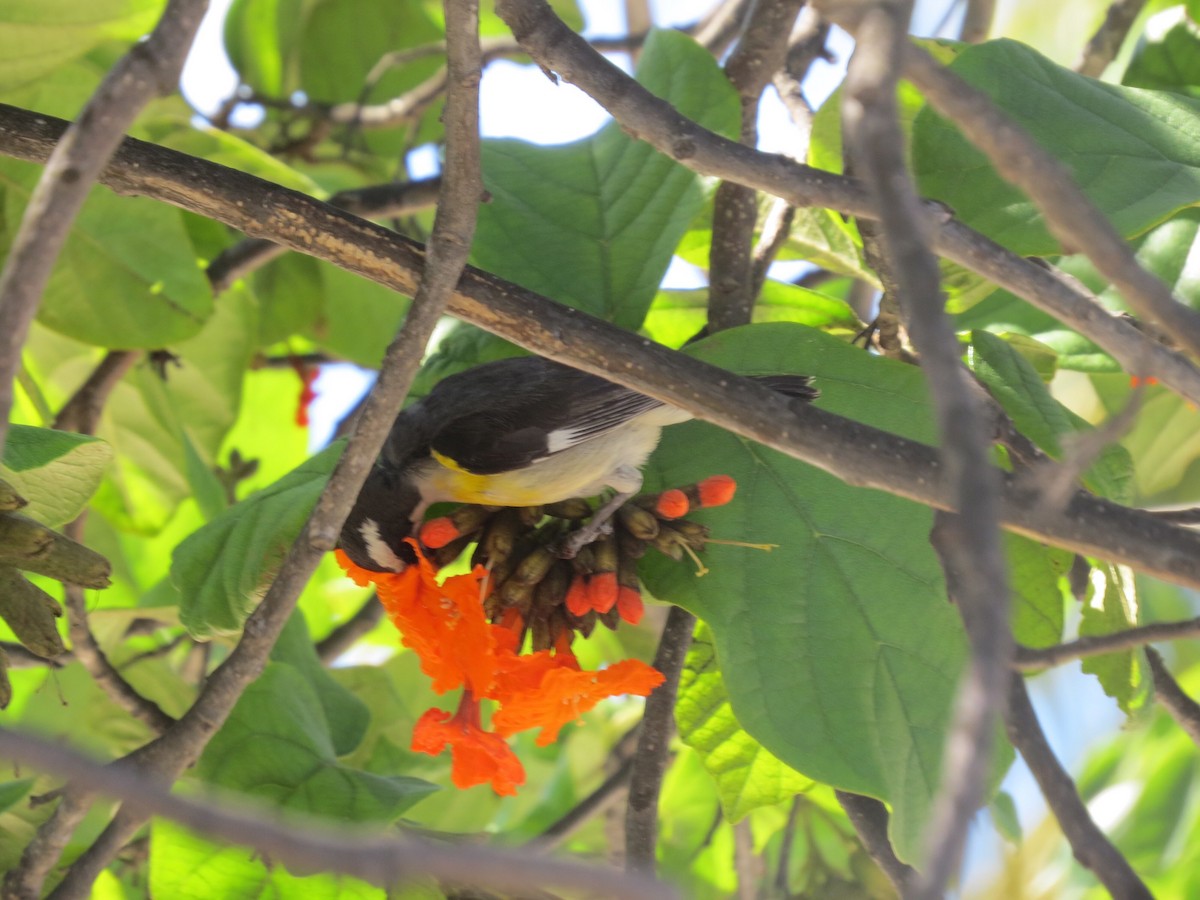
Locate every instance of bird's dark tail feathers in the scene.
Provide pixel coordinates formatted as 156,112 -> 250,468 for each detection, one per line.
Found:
750,374 -> 820,403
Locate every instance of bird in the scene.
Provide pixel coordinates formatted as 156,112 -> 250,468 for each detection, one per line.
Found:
338,356 -> 818,572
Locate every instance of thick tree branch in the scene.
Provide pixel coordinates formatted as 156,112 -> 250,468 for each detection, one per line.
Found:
1004,674 -> 1151,898
7,106 -> 1200,592
625,605 -> 694,874
0,0 -> 208,454
0,725 -> 675,900
208,178 -> 442,294
842,6 -> 1010,894
899,41 -> 1200,363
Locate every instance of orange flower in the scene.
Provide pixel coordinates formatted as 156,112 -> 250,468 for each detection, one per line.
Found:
336,541 -> 499,695
492,659 -> 665,745
412,692 -> 525,795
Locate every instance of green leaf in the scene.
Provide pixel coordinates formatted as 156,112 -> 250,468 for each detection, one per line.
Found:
1124,7 -> 1200,98
0,159 -> 214,348
86,284 -> 258,533
471,29 -> 740,331
197,663 -> 435,820
1,425 -> 112,527
0,778 -> 34,816
640,322 -> 963,863
643,281 -> 860,348
271,611 -> 369,757
0,0 -> 162,92
913,39 -> 1200,256
990,790 -> 1022,843
150,818 -> 385,899
1007,534 -> 1068,649
173,442 -> 343,637
677,622 -> 813,822
969,330 -> 1135,504
1080,564 -> 1148,713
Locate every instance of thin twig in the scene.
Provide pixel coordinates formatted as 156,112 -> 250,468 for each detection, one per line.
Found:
1004,674 -> 1151,898
11,108 -> 1200,588
2,790 -> 92,900
625,605 -> 695,875
1014,616 -> 1200,670
52,351 -> 141,433
841,6 -> 1011,894
528,754 -> 635,852
1076,0 -> 1149,77
834,791 -> 916,894
0,726 -> 677,900
901,41 -> 1200,363
315,595 -> 384,663
772,7 -> 831,137
0,0 -> 209,454
1146,647 -> 1200,747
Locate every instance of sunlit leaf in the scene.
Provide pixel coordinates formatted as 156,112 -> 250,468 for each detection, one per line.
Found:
1,425 -> 112,527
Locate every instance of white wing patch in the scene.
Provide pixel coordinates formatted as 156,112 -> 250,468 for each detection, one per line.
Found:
360,518 -> 407,572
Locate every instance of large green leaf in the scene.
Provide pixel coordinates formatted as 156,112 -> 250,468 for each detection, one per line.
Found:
1006,534 -> 1068,649
150,819 -> 384,900
640,322 -> 964,863
471,29 -> 740,331
677,622 -> 813,822
1,425 -> 112,527
913,39 -> 1200,256
196,662 -> 435,820
172,441 -> 343,637
0,159 -> 214,348
0,0 -> 162,92
1080,564 -> 1148,713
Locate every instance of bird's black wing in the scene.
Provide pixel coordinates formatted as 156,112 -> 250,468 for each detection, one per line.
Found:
423,357 -> 665,475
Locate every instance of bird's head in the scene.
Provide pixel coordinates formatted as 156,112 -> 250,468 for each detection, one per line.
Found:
338,464 -> 422,573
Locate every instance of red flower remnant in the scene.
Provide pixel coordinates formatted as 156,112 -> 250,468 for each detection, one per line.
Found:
419,516 -> 461,549
493,659 -> 665,745
654,488 -> 689,520
292,360 -> 319,428
1130,375 -> 1160,389
697,474 -> 737,508
412,692 -> 524,795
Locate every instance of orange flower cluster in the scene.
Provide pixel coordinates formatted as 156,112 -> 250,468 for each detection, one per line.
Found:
335,541 -> 665,795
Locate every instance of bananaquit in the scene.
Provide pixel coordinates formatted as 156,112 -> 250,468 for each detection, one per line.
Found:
338,356 -> 818,572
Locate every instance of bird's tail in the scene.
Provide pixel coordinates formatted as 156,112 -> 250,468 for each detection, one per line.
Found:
750,374 -> 820,402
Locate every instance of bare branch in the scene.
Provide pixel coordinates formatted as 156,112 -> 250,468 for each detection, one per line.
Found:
1004,674 -> 1151,898
834,791 -> 916,894
960,0 -> 996,42
1076,0 -> 1149,77
625,605 -> 694,874
315,595 -> 385,663
0,725 -> 677,900
0,0 -> 209,454
1146,647 -> 1200,747
900,41 -> 1200,363
708,0 -> 805,333
9,107 -> 1200,589
1014,616 -> 1200,671
529,754 -> 635,852
841,5 -> 1010,893
208,178 -> 442,294
52,351 -> 140,434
